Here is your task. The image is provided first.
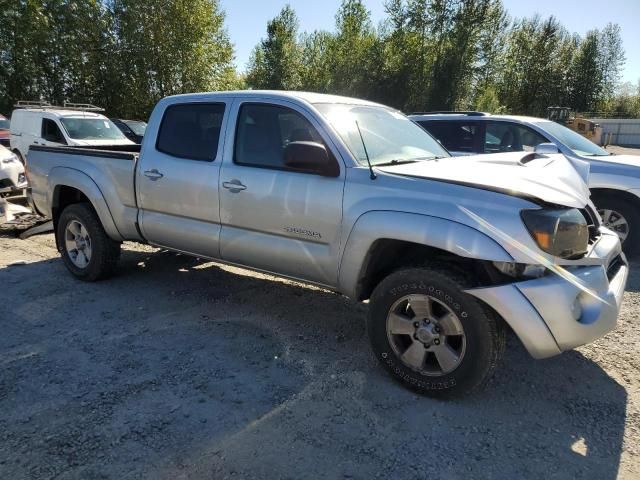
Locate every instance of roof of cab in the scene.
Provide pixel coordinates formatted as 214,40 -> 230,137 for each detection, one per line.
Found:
163,90 -> 386,108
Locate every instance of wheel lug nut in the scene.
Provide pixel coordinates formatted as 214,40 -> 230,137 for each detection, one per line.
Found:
413,322 -> 420,328
434,339 -> 440,345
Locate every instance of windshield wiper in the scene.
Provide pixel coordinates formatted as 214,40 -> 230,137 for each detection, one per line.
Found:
374,159 -> 419,166
375,156 -> 442,166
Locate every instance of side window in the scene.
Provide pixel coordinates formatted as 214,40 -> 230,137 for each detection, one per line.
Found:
234,103 -> 324,170
156,103 -> 225,161
41,119 -> 65,144
418,121 -> 480,153
485,122 -> 548,153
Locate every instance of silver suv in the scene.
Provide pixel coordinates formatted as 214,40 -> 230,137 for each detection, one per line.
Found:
410,112 -> 640,254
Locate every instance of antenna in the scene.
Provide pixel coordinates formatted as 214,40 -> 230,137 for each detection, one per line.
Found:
355,121 -> 376,180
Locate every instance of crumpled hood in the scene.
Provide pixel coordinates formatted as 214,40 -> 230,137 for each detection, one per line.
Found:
378,152 -> 591,208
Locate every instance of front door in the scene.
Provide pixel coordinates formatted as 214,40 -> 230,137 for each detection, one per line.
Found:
136,102 -> 228,259
40,118 -> 67,147
219,100 -> 345,287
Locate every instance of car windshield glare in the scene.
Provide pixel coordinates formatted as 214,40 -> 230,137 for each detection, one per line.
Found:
535,121 -> 609,157
61,117 -> 127,141
315,104 -> 449,166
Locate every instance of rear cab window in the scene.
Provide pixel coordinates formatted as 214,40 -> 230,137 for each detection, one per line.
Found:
156,103 -> 226,161
418,121 -> 482,154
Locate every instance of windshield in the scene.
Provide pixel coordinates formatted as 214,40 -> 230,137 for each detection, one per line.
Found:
0,118 -> 9,129
315,104 -> 449,166
534,120 -> 609,156
60,117 -> 128,141
123,120 -> 147,136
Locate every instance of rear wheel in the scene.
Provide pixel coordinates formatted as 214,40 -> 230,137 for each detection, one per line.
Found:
56,203 -> 120,281
368,267 -> 505,397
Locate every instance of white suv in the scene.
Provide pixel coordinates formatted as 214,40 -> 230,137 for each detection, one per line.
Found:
0,144 -> 27,199
410,112 -> 640,254
10,102 -> 134,163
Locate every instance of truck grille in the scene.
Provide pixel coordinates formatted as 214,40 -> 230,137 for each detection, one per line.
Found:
607,254 -> 624,280
0,139 -> 9,147
0,178 -> 14,189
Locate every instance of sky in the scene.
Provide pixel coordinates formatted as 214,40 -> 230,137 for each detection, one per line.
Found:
220,0 -> 640,85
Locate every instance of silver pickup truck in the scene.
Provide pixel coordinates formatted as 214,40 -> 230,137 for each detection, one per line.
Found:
27,91 -> 628,397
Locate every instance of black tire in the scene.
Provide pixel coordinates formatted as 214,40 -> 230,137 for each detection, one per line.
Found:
593,194 -> 640,256
368,267 -> 505,397
56,203 -> 121,281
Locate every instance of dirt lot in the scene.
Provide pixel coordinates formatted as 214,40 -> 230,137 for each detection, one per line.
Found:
0,231 -> 639,480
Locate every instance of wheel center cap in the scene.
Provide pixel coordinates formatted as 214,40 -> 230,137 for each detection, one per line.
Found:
416,327 -> 436,344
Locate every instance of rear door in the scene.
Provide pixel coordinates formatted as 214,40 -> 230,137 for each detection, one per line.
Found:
417,120 -> 484,155
136,101 -> 228,258
218,99 -> 345,287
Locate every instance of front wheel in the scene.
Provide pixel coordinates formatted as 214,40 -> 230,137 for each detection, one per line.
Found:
56,203 -> 121,281
368,267 -> 505,397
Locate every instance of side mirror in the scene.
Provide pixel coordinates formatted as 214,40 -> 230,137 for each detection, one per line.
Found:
284,141 -> 339,177
534,143 -> 560,155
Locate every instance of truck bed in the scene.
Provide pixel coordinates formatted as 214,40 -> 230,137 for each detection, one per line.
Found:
27,144 -> 142,241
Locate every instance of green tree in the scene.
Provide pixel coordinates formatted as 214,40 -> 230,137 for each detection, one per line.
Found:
107,0 -> 236,118
475,85 -> 503,113
246,5 -> 302,90
597,23 -> 626,109
569,30 -> 602,112
0,0 -> 107,113
328,0 -> 378,97
299,30 -> 333,92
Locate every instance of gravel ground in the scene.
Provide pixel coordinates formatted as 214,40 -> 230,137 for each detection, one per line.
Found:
606,145 -> 640,156
0,231 -> 639,480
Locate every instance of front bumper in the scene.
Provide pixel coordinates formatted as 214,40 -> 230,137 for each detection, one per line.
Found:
0,176 -> 28,199
467,231 -> 628,359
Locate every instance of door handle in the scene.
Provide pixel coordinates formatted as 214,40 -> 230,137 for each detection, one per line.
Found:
222,180 -> 247,192
144,169 -> 164,180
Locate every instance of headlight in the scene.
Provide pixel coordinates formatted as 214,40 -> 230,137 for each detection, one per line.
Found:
521,208 -> 589,259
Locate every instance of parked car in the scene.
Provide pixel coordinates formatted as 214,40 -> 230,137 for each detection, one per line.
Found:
27,91 -> 627,397
0,114 -> 10,148
10,102 -> 134,163
111,118 -> 147,144
0,144 -> 27,199
410,112 -> 640,254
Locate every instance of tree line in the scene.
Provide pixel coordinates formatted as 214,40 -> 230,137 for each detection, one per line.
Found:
1,0 -> 637,120
0,0 -> 241,118
247,0 -> 632,117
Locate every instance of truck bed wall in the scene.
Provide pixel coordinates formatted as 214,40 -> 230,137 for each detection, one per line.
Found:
28,145 -> 143,241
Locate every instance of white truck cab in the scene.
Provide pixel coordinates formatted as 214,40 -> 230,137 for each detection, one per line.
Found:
10,102 -> 134,163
